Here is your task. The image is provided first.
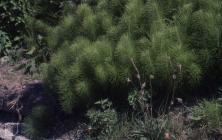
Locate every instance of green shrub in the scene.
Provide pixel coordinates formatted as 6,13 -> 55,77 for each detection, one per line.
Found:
21,1 -> 76,69
86,99 -> 118,137
24,16 -> 50,66
23,105 -> 53,139
0,30 -> 11,57
177,0 -> 222,82
44,0 -> 222,113
0,0 -> 73,62
0,0 -> 29,45
191,100 -> 222,129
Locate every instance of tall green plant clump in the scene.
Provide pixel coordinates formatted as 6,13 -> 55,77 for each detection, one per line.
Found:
23,0 -> 76,68
44,0 -> 222,113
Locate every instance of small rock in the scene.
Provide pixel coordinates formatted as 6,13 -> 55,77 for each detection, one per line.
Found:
0,128 -> 14,140
0,123 -> 29,140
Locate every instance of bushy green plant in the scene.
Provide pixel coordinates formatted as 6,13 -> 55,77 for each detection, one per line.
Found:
0,30 -> 11,57
44,0 -> 222,113
0,0 -> 74,61
0,0 -> 28,44
24,16 -> 50,67
191,100 -> 222,129
23,105 -> 53,139
177,0 -> 222,82
86,99 -> 118,137
20,1 -> 75,71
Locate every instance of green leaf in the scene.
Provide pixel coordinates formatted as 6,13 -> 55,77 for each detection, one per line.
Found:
26,47 -> 36,55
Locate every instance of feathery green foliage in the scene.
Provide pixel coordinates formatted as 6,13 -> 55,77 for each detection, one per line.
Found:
23,105 -> 53,139
191,100 -> 222,129
44,0 -> 222,113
